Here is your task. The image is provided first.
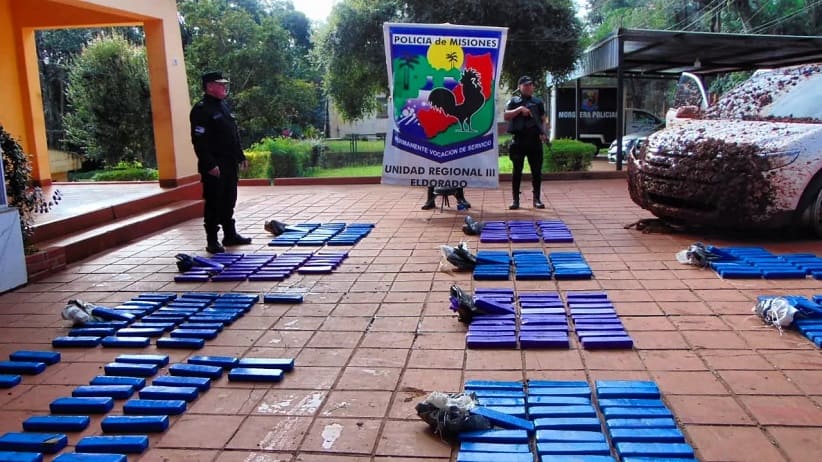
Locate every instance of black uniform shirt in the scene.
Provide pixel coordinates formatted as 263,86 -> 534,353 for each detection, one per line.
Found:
189,94 -> 246,174
506,95 -> 546,139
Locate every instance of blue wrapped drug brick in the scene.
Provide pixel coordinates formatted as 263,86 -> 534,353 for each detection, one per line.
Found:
469,406 -> 534,432
53,454 -> 127,462
187,355 -> 238,369
75,435 -> 149,454
101,415 -> 169,433
152,375 -> 210,391
0,432 -> 67,454
0,451 -> 44,462
90,375 -> 145,389
22,415 -> 91,432
228,368 -> 284,382
123,399 -> 187,415
9,351 -> 60,365
50,397 -> 114,414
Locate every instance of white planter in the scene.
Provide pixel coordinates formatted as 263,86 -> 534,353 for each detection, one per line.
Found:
0,207 -> 27,292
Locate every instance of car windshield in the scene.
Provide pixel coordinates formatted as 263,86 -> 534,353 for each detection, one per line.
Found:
705,63 -> 822,122
765,73 -> 822,120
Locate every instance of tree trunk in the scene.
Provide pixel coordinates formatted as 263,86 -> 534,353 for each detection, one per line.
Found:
730,0 -> 756,32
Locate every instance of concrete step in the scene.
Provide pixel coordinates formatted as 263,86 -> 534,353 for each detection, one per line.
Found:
28,200 -> 202,280
32,182 -> 201,244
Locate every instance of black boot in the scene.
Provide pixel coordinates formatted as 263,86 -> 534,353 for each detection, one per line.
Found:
205,227 -> 225,254
421,186 -> 436,210
509,190 -> 520,210
533,193 -> 545,209
222,220 -> 252,246
455,188 -> 471,209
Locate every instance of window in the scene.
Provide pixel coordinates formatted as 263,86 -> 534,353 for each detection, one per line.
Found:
375,96 -> 388,119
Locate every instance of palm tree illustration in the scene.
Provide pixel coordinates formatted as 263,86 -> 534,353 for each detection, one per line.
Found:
446,52 -> 459,69
398,55 -> 420,90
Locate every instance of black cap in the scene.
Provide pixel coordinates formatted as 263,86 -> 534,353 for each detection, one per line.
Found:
518,75 -> 534,85
202,71 -> 229,87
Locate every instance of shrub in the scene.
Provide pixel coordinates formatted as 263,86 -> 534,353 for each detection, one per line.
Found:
240,151 -> 271,179
544,138 -> 596,172
1,124 -> 57,250
86,159 -> 158,181
91,167 -> 160,181
63,34 -> 155,168
92,167 -> 158,181
250,137 -> 311,178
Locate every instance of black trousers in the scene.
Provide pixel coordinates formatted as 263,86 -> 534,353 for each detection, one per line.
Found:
510,137 -> 543,196
201,168 -> 239,235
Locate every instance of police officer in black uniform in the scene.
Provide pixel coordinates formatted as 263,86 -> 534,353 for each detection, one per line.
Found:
190,71 -> 252,254
503,75 -> 548,210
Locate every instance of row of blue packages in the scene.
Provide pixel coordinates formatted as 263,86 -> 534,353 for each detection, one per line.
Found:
453,380 -> 696,461
467,289 -> 517,348
466,290 -> 570,349
473,251 -> 593,281
268,222 -> 374,247
596,380 -> 696,460
567,292 -> 634,350
466,290 -> 634,350
458,380 -> 536,462
53,292 -> 258,350
0,353 -> 296,459
513,249 -> 552,281
175,250 -> 343,282
473,250 -> 512,280
478,220 -> 574,244
0,351 -> 62,390
709,246 -> 822,279
518,292 -> 569,348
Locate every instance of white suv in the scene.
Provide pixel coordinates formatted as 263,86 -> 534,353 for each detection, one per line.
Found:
627,64 -> 822,236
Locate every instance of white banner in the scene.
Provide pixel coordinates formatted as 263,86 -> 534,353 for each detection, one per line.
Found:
382,23 -> 508,188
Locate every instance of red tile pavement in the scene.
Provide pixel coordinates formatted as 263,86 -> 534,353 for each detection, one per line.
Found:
2,178 -> 821,461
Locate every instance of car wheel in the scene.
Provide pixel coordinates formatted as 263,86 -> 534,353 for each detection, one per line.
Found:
808,187 -> 822,238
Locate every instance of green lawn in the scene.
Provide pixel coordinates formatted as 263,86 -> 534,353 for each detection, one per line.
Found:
308,165 -> 383,177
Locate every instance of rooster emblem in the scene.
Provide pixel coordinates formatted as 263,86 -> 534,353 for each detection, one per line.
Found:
428,68 -> 485,132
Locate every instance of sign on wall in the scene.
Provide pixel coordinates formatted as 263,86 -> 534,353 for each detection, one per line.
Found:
382,23 -> 507,188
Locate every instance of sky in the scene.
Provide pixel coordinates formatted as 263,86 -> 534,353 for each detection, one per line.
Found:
292,1 -> 587,23
292,0 -> 338,22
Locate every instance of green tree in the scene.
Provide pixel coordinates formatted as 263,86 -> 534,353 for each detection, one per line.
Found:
313,0 -> 397,122
63,34 -> 156,168
398,55 -> 420,90
584,0 -> 821,41
37,28 -> 144,149
317,0 -> 582,121
178,0 -> 320,145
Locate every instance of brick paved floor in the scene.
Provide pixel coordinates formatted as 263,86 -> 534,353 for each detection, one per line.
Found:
2,179 -> 821,461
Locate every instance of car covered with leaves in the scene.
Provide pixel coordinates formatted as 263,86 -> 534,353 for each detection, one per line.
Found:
627,64 -> 822,236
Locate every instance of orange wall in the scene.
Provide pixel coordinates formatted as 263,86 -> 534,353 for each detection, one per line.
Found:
1,0 -> 198,185
0,0 -> 29,148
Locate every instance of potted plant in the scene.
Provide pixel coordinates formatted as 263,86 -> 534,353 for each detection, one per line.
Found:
1,124 -> 59,250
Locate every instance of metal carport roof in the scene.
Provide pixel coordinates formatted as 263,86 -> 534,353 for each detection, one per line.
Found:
575,28 -> 822,78
561,28 -> 822,169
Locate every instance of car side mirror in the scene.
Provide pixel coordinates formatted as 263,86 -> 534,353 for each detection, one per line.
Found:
675,105 -> 701,119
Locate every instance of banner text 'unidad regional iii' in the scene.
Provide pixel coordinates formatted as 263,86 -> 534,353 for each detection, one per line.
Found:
382,23 -> 507,188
